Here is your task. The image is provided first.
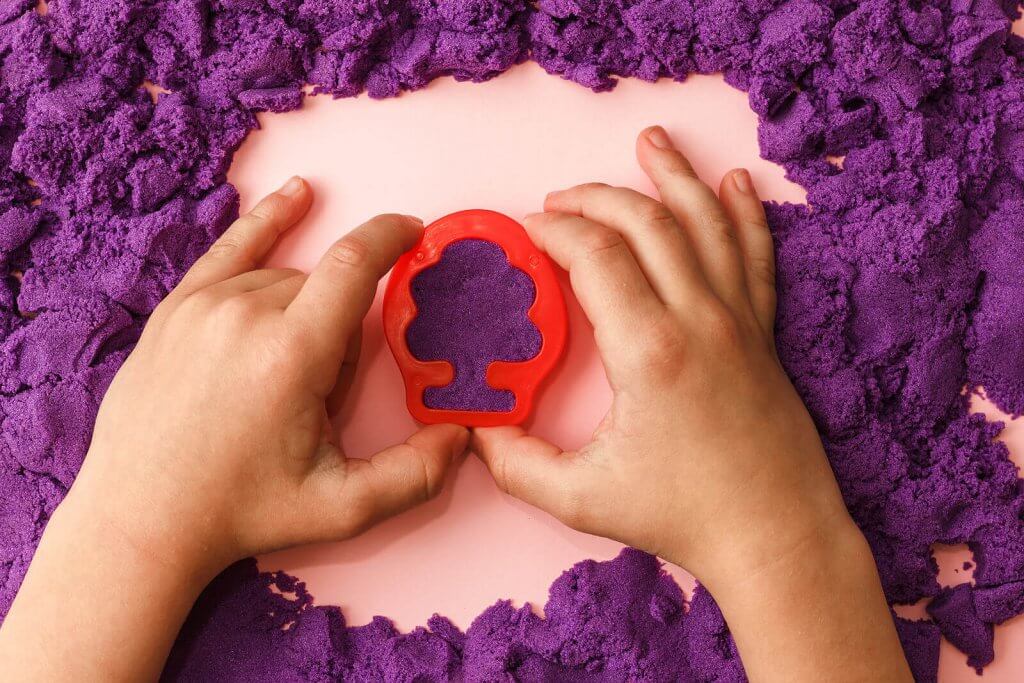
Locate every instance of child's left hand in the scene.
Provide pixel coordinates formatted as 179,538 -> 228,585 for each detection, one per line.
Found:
2,177 -> 471,680
70,177 -> 469,578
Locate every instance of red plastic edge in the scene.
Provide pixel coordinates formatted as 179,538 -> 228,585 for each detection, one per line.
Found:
382,210 -> 567,427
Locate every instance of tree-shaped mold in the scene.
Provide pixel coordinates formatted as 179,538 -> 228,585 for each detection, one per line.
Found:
406,239 -> 542,412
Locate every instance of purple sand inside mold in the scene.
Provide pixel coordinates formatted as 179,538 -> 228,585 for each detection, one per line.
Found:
2,0 -> 1024,680
406,238 -> 541,412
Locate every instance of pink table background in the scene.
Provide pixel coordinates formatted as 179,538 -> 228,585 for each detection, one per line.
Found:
228,62 -> 1024,681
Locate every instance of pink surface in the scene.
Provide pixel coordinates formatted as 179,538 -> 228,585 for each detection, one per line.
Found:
228,63 -> 1023,680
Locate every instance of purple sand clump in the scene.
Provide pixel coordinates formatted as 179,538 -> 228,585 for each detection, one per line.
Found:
406,238 -> 541,412
0,0 -> 1023,680
894,616 -> 942,683
926,582 -> 995,672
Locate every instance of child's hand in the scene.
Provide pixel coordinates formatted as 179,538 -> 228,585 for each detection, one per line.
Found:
474,128 -> 846,578
1,179 -> 471,680
474,127 -> 911,681
70,178 -> 468,578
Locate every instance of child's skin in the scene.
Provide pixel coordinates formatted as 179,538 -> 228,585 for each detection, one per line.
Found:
0,128 -> 912,681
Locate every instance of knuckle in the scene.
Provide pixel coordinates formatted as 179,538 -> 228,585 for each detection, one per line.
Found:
741,213 -> 770,233
661,152 -> 698,179
703,214 -> 738,247
634,200 -> 677,231
579,227 -> 626,261
212,294 -> 259,326
747,254 -> 776,286
418,455 -> 442,501
247,194 -> 287,222
327,235 -> 373,269
278,324 -> 311,352
257,336 -> 300,378
634,316 -> 686,368
178,289 -> 218,316
494,453 -> 517,498
573,182 -> 610,194
205,237 -> 244,260
204,241 -> 255,272
702,300 -> 742,346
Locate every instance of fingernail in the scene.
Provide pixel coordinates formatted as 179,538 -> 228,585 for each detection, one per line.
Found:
646,126 -> 673,150
404,214 -> 424,225
732,169 -> 753,194
523,212 -> 544,222
279,176 -> 304,196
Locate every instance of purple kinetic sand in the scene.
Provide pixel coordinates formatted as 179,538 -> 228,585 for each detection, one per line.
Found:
407,238 -> 541,412
1,0 -> 1023,680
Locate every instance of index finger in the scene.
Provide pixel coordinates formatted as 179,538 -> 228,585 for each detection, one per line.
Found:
523,211 -> 665,380
175,177 -> 312,297
544,182 -> 705,307
287,214 -> 423,369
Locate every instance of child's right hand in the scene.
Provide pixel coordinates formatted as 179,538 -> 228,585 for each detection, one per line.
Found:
475,126 -> 851,581
474,127 -> 912,681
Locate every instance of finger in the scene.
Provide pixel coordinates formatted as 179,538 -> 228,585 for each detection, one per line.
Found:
472,427 -> 591,529
635,127 -> 749,310
327,326 -> 362,416
522,212 -> 664,369
207,268 -> 303,295
543,183 -> 703,306
719,169 -> 777,337
175,177 -> 312,296
249,272 -> 307,309
317,424 -> 469,537
287,214 -> 423,372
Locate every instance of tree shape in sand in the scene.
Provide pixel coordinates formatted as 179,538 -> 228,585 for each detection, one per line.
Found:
406,239 -> 542,411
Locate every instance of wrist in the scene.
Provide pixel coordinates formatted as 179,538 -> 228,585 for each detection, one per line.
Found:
1,478 -> 224,681
680,513 -> 911,682
665,500 -> 867,595
700,513 -> 875,599
55,477 -> 229,593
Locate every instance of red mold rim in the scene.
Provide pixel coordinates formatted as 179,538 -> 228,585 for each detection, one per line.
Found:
382,209 -> 567,427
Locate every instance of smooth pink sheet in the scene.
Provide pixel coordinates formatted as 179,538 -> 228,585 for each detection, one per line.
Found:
229,63 -> 1023,681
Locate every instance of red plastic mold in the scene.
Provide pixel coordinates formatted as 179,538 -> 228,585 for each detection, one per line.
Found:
382,210 -> 567,427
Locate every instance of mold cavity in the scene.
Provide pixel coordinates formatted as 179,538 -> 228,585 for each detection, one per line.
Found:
406,239 -> 541,412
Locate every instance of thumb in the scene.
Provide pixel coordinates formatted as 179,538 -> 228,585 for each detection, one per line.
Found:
313,424 -> 469,539
472,426 -> 591,529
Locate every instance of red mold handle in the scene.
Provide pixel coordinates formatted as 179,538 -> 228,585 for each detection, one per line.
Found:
382,210 -> 567,427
